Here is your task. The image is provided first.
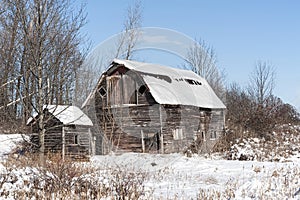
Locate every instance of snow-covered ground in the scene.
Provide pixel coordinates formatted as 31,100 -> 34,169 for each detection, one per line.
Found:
1,133 -> 300,199
0,134 -> 24,158
91,153 -> 300,199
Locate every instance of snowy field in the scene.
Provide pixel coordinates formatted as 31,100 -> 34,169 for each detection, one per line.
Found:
91,153 -> 300,199
1,134 -> 300,199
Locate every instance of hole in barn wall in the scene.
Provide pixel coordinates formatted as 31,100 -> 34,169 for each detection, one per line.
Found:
138,85 -> 147,95
184,79 -> 202,85
99,87 -> 107,97
201,132 -> 206,141
74,134 -> 80,145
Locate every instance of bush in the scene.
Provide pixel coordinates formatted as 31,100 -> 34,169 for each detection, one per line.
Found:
226,124 -> 300,162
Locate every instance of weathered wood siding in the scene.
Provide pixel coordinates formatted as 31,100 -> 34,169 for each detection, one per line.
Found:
31,114 -> 63,153
64,126 -> 91,159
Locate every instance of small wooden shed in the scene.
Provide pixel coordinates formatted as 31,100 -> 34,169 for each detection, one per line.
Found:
83,59 -> 226,154
27,105 -> 93,160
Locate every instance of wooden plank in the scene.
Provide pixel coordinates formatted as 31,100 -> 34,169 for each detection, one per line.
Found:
159,105 -> 164,154
141,130 -> 145,153
62,127 -> 65,161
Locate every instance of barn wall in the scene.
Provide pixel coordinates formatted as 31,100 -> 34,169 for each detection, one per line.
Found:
94,97 -> 225,154
160,106 -> 225,153
94,105 -> 161,154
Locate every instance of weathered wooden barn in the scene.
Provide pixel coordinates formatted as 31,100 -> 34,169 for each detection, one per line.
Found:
83,59 -> 226,154
27,105 -> 93,160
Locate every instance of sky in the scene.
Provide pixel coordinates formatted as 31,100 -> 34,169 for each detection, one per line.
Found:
78,0 -> 300,110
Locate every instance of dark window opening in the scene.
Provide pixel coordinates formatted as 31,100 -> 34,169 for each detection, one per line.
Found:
156,132 -> 160,151
185,79 -> 202,85
99,87 -> 106,97
185,79 -> 194,84
175,78 -> 184,82
74,135 -> 79,145
201,132 -> 206,141
138,85 -> 147,95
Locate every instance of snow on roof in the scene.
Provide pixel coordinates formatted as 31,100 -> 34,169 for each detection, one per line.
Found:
27,105 -> 93,126
112,59 -> 226,109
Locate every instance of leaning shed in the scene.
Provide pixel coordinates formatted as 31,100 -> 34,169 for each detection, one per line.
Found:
27,105 -> 93,160
83,59 -> 226,154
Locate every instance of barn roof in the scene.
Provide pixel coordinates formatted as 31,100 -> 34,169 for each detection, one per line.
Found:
82,59 -> 226,109
27,105 -> 93,126
111,59 -> 226,109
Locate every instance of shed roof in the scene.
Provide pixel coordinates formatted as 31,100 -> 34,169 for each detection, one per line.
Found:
111,59 -> 226,109
27,105 -> 93,126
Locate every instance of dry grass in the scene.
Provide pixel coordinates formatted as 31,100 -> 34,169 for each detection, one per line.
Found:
0,152 -> 150,199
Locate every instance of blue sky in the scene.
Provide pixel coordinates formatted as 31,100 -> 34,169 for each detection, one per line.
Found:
79,0 -> 300,110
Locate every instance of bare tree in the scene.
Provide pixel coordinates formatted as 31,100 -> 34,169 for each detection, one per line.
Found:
248,61 -> 275,106
184,39 -> 225,99
247,62 -> 275,135
115,0 -> 142,60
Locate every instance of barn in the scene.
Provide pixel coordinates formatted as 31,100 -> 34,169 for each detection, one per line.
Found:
83,59 -> 226,155
27,105 -> 93,160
